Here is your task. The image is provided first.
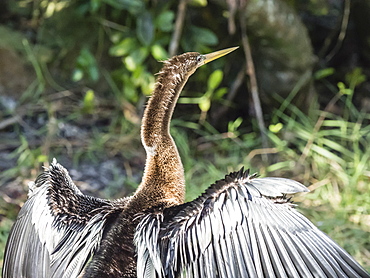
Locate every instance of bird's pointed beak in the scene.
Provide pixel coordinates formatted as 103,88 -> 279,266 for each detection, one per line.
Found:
202,46 -> 239,65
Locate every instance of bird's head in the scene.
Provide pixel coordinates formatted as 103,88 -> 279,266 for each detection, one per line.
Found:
164,47 -> 239,78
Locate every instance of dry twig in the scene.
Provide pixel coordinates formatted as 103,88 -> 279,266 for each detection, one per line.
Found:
239,5 -> 269,162
169,0 -> 188,56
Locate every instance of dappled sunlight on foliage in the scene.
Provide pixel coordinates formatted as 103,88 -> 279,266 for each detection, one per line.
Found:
1,0 -> 370,273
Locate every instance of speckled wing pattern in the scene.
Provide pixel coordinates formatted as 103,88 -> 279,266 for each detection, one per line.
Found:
2,159 -> 125,278
135,169 -> 370,278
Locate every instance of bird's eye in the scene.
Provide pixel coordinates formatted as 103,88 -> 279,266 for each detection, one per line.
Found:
196,55 -> 203,63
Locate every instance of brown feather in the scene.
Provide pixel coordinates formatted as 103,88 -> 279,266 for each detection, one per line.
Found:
83,52 -> 206,277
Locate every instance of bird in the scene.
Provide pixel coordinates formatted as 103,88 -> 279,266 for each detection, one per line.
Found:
2,47 -> 369,278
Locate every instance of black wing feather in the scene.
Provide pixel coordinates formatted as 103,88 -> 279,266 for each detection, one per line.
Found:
2,159 -> 127,278
135,169 -> 369,278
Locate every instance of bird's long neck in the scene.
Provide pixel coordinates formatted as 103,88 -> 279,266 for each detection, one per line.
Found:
131,59 -> 191,211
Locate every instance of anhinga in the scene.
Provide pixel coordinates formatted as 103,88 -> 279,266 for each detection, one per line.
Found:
2,47 -> 369,278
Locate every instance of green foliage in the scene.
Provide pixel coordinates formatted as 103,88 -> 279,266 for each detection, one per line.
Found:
156,10 -> 175,32
0,136 -> 48,181
102,3 -> 176,102
73,48 -> 99,82
136,11 -> 154,46
6,0 -> 221,107
1,0 -> 369,272
314,67 -> 334,80
345,67 -> 367,89
0,218 -> 13,267
269,122 -> 283,133
175,69 -> 370,269
81,89 -> 96,114
100,0 -> 144,14
179,69 -> 229,122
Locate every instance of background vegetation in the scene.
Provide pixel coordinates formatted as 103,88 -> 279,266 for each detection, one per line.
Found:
0,0 -> 369,273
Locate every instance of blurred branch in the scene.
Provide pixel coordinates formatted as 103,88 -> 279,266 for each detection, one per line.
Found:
100,19 -> 129,33
226,65 -> 245,103
169,0 -> 188,56
226,0 -> 240,34
0,116 -> 20,130
239,8 -> 269,162
213,65 -> 245,122
319,0 -> 351,62
246,147 -> 279,161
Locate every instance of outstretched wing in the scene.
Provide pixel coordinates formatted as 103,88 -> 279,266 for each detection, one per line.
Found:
2,159 -> 127,278
135,169 -> 369,278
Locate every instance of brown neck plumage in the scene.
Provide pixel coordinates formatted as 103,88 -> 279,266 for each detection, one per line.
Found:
128,48 -> 237,212
130,56 -> 194,211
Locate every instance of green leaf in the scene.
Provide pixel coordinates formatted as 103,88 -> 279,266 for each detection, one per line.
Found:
90,0 -> 102,12
74,48 -> 99,82
82,89 -> 95,114
267,161 -> 294,172
37,154 -> 48,163
178,97 -> 202,104
137,12 -> 154,46
109,38 -> 137,57
228,117 -> 243,133
124,56 -> 136,72
156,11 -> 174,32
311,144 -> 346,165
269,123 -> 283,133
140,72 -> 155,95
320,138 -> 353,159
345,67 -> 367,89
214,88 -> 228,99
191,26 -> 218,46
102,0 -> 143,14
72,68 -> 84,82
124,47 -> 148,71
337,82 -> 353,96
207,69 -> 223,90
151,44 -> 168,60
189,0 -> 208,7
77,48 -> 94,66
198,97 -> 211,112
314,67 -> 335,80
132,66 -> 144,83
122,75 -> 138,102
